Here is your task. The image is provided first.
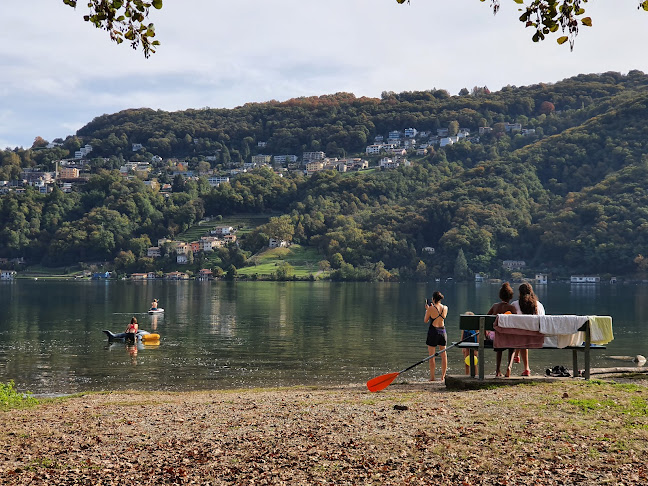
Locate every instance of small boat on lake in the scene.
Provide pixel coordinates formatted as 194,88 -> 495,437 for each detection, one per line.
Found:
148,308 -> 164,314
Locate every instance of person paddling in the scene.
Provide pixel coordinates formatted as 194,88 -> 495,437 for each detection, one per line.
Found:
150,298 -> 159,311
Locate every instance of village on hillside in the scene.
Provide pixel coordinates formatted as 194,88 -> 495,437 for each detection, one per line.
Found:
0,123 -> 538,196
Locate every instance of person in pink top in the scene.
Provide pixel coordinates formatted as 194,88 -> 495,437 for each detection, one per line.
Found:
511,282 -> 545,376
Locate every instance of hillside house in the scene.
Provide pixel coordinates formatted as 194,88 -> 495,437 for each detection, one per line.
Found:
207,176 -> 230,187
251,155 -> 272,165
273,155 -> 297,164
165,271 -> 189,280
388,147 -> 407,156
302,151 -> 325,163
198,269 -> 213,281
200,236 -> 222,251
59,167 -> 79,179
211,226 -> 234,236
379,158 -> 399,169
268,238 -> 289,249
366,144 -> 383,155
147,247 -> 161,258
74,144 -> 93,159
503,260 -> 526,270
440,136 -> 459,147
306,161 -> 324,174
571,275 -> 600,283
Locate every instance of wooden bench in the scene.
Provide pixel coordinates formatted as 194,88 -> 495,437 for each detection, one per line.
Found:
457,314 -> 606,380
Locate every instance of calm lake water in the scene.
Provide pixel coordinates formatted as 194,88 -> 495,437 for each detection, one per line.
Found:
0,280 -> 645,396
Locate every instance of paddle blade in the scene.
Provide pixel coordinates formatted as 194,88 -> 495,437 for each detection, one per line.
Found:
366,372 -> 400,392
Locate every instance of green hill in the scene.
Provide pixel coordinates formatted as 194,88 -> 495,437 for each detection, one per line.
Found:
4,71 -> 648,279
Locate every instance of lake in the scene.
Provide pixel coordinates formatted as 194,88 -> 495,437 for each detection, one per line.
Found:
0,280 -> 645,396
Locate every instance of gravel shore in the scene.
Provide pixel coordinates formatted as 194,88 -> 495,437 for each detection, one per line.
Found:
1,378 -> 647,485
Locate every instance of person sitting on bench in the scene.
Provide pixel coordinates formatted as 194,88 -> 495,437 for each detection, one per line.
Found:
487,282 -> 517,377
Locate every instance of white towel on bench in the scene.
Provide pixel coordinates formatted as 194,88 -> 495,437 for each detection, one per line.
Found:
543,333 -> 584,348
539,315 -> 588,335
539,315 -> 588,348
496,314 -> 540,331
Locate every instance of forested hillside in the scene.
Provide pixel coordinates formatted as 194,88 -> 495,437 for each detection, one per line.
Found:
2,71 -> 648,280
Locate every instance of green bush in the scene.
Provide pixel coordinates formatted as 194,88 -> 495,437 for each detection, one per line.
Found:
0,380 -> 38,411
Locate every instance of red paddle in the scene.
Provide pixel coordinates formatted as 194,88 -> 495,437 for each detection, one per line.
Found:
366,332 -> 479,392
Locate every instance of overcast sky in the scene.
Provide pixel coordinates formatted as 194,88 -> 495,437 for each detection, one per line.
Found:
2,0 -> 648,149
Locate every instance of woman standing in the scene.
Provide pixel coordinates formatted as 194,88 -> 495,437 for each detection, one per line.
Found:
512,282 -> 545,376
424,291 -> 448,381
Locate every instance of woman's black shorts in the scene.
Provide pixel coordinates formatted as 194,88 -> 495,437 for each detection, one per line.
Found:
426,326 -> 447,347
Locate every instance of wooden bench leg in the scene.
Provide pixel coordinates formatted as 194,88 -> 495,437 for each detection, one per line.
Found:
469,350 -> 476,378
478,317 -> 485,381
572,349 -> 578,379
584,323 -> 591,380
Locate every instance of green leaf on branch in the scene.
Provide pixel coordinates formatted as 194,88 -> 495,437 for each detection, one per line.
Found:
557,35 -> 569,44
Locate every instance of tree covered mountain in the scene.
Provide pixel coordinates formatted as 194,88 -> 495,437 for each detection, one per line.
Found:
2,71 -> 648,279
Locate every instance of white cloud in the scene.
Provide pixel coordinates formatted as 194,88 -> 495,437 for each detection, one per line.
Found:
1,0 -> 648,147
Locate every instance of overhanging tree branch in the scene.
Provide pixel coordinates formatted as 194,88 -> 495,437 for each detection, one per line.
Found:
64,0 -> 648,56
62,0 -> 163,57
397,0 -> 648,50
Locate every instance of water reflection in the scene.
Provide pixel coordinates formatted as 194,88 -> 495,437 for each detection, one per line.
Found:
126,343 -> 138,365
0,280 -> 646,395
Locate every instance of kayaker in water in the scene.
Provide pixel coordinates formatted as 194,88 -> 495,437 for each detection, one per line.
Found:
150,299 -> 159,311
